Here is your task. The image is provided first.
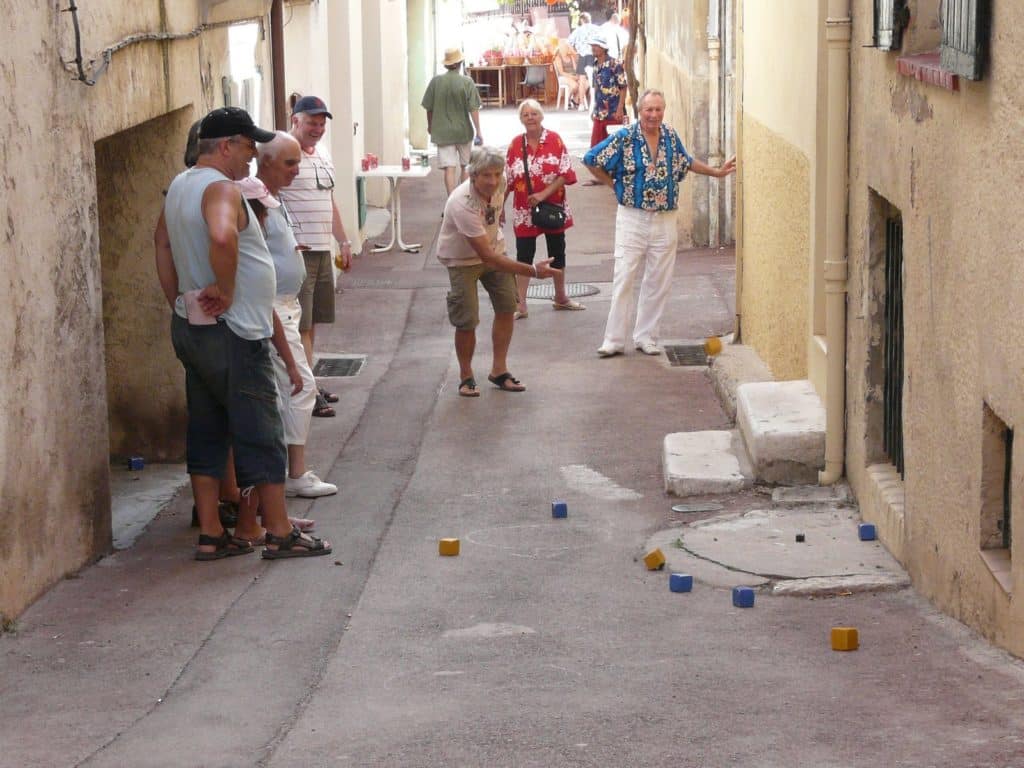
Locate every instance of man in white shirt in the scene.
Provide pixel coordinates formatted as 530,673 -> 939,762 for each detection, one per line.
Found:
276,95 -> 353,417
600,13 -> 630,61
568,12 -> 598,76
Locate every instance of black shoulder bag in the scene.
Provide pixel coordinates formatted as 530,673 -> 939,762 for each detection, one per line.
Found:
522,135 -> 567,232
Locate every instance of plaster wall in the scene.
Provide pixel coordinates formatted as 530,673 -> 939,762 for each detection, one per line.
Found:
362,0 -> 410,206
736,0 -> 820,380
0,0 -> 268,620
644,0 -> 710,247
845,0 -> 1024,655
407,0 -> 433,150
97,109 -> 197,462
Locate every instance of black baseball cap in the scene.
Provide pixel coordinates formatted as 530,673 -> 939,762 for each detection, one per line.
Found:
292,95 -> 333,119
198,107 -> 275,142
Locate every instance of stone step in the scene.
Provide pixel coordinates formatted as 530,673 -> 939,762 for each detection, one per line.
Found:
663,429 -> 754,497
737,380 -> 825,485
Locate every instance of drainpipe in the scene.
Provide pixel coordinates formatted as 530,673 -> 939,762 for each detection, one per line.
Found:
270,0 -> 287,130
707,0 -> 722,247
733,0 -> 744,341
819,1 -> 851,485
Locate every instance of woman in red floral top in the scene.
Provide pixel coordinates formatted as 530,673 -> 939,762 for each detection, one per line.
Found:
504,99 -> 584,317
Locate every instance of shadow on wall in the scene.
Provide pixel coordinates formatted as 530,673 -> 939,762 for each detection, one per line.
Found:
95,107 -> 193,463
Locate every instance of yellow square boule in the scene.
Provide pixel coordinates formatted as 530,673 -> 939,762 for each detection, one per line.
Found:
644,548 -> 666,570
439,538 -> 460,556
831,627 -> 859,651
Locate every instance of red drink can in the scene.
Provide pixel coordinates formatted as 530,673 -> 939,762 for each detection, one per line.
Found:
361,157 -> 370,171
401,156 -> 411,171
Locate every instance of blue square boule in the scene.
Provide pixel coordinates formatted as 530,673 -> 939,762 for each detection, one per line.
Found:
732,586 -> 755,608
669,573 -> 693,593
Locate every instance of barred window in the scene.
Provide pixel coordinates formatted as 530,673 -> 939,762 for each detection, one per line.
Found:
940,0 -> 991,80
873,0 -> 910,51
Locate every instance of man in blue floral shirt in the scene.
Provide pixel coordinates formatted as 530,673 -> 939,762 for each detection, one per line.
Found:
588,33 -> 628,148
583,89 -> 736,357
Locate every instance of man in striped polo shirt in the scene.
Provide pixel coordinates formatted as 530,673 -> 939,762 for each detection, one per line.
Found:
277,95 -> 353,417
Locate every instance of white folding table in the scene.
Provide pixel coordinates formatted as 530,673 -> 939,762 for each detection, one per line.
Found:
356,164 -> 432,253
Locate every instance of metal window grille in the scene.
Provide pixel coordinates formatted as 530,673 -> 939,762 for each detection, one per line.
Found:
883,217 -> 905,478
873,0 -> 909,51
941,0 -> 990,80
1003,427 -> 1013,549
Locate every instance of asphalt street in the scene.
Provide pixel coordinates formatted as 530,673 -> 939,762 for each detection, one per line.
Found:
2,108 -> 1023,768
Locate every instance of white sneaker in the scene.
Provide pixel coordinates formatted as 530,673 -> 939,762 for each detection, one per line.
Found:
636,341 -> 663,355
285,471 -> 338,498
597,345 -> 623,358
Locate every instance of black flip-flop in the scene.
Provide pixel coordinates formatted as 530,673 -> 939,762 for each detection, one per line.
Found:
487,373 -> 526,392
458,377 -> 480,397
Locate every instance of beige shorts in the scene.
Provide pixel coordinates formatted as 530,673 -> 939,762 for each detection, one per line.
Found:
298,250 -> 335,330
437,142 -> 472,169
445,264 -> 518,330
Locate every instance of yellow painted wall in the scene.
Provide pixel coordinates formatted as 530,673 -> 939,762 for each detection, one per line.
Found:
845,0 -> 1024,656
739,116 -> 810,380
738,0 -> 821,380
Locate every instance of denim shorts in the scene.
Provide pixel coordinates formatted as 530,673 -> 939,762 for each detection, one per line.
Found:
170,314 -> 286,486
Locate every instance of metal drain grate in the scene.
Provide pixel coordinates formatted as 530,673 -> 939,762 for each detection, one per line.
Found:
313,356 -> 366,378
346,279 -> 395,289
526,282 -> 601,300
664,344 -> 709,367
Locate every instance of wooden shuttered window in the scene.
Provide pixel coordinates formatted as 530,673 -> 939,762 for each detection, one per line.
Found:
941,0 -> 991,80
874,0 -> 909,51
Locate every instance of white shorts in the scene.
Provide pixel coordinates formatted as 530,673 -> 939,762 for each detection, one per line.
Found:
437,142 -> 472,169
271,296 -> 317,446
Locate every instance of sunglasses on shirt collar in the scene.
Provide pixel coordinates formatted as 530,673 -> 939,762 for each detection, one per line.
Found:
485,205 -> 496,225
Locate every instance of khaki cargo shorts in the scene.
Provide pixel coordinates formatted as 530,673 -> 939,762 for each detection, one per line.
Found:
445,263 -> 517,331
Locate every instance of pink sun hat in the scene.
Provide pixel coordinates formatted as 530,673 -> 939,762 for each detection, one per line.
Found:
235,176 -> 280,208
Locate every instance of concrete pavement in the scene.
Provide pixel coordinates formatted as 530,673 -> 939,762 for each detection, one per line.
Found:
3,106 -> 1024,767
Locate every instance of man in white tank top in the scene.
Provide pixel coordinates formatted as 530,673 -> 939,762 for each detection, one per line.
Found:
155,107 -> 333,562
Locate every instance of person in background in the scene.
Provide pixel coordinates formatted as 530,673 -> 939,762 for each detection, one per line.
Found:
600,12 -> 629,61
504,99 -> 583,319
554,40 -> 589,111
588,33 -> 628,149
568,12 -> 598,79
583,89 -> 736,358
277,95 -> 353,418
421,48 -> 484,196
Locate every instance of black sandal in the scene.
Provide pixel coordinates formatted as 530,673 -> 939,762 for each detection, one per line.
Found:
312,392 -> 336,418
319,387 -> 339,403
458,377 -> 480,397
190,500 -> 240,528
194,530 -> 255,561
487,372 -> 526,392
261,525 -> 332,560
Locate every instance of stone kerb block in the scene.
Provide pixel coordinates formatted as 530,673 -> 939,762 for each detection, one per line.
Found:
737,380 -> 826,485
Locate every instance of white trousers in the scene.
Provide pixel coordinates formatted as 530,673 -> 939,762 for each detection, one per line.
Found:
272,296 -> 316,446
601,205 -> 679,350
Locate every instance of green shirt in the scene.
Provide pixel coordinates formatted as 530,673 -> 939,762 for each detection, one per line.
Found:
421,69 -> 481,146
